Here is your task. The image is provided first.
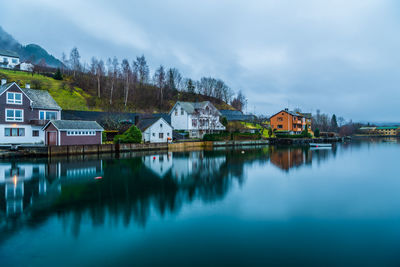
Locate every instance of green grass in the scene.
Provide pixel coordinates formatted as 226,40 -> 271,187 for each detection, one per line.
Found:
0,69 -> 91,111
240,122 -> 274,138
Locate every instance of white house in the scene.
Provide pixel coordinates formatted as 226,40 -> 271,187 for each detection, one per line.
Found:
169,101 -> 225,138
0,49 -> 20,69
19,62 -> 34,72
136,117 -> 173,143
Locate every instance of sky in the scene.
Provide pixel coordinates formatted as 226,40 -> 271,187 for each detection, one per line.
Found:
1,0 -> 400,122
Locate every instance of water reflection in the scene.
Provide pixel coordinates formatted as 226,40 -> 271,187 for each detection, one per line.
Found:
0,145 -> 339,238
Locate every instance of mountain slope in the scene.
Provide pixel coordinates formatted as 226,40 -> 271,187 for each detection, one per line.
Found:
0,26 -> 63,68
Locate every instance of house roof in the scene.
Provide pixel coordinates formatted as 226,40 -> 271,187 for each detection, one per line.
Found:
0,82 -> 14,95
169,101 -> 221,115
45,120 -> 104,131
376,126 -> 399,130
136,117 -> 171,132
0,82 -> 61,110
0,49 -> 19,58
21,88 -> 61,110
219,109 -> 256,122
270,109 -> 304,119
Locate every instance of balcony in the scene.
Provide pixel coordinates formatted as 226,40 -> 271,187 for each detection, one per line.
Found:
30,119 -> 49,126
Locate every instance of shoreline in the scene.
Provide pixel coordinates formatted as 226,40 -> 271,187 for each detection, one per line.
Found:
0,138 -> 343,159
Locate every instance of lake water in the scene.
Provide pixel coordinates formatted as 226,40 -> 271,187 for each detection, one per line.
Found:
1,139 -> 400,266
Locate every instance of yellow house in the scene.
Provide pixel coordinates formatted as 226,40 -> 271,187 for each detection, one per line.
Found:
375,127 -> 398,136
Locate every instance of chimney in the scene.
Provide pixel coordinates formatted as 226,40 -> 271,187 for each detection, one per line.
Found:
284,108 -> 289,111
25,83 -> 30,89
1,79 -> 6,85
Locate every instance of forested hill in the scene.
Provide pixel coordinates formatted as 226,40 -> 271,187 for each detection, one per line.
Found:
0,26 -> 63,68
0,68 -> 234,112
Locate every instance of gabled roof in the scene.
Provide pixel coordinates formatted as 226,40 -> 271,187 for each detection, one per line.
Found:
0,82 -> 14,95
21,88 -> 61,110
0,49 -> 19,58
169,101 -> 221,115
0,82 -> 61,110
44,120 -> 104,131
136,117 -> 171,132
270,109 -> 304,119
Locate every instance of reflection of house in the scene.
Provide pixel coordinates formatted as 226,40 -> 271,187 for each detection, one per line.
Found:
0,80 -> 61,144
171,152 -> 226,183
0,162 -> 47,216
142,153 -> 173,177
270,148 -> 311,171
0,49 -> 20,69
136,117 -> 173,143
270,109 -> 305,134
0,159 -> 106,218
169,101 -> 225,138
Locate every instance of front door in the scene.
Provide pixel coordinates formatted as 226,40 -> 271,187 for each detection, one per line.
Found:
47,132 -> 57,146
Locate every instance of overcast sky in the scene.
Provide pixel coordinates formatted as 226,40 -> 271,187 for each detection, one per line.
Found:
1,0 -> 399,122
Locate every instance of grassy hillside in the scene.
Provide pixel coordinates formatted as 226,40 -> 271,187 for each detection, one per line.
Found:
0,69 -> 234,112
0,69 -> 91,110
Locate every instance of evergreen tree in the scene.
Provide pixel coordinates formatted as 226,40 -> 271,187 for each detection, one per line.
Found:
187,79 -> 195,93
331,114 -> 339,132
53,68 -> 63,80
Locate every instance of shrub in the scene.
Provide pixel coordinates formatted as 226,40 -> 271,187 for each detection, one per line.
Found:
114,125 -> 142,143
314,128 -> 320,137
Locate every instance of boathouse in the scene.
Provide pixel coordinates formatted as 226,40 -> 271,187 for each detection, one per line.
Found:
43,120 -> 104,146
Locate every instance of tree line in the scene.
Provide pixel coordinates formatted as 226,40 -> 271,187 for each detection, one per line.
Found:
58,47 -> 247,112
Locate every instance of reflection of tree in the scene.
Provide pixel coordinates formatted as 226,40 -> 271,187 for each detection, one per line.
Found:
0,147 -> 269,239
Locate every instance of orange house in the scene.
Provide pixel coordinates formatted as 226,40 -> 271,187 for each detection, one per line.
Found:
270,109 -> 305,134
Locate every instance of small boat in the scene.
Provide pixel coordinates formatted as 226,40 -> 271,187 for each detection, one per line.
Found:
309,143 -> 332,147
383,139 -> 397,143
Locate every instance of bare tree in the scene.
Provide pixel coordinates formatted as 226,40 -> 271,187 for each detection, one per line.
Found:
231,90 -> 247,112
69,47 -> 81,78
121,59 -> 131,107
134,55 -> 149,85
107,57 -> 119,105
153,65 -> 166,106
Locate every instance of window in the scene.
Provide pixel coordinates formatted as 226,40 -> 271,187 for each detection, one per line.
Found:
167,132 -> 170,136
12,58 -> 18,64
32,130 -> 39,137
277,117 -> 283,121
160,123 -> 163,128
181,108 -> 184,115
152,133 -> 155,137
66,131 -> 96,136
175,109 -> 178,116
6,92 -> 22,104
159,133 -> 164,139
192,119 -> 197,127
39,111 -> 58,120
6,109 -> 23,122
278,125 -> 283,129
5,128 -> 25,136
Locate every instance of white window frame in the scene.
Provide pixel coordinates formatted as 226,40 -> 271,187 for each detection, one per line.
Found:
66,130 -> 96,136
39,110 -> 58,120
5,109 -> 24,122
6,92 -> 23,105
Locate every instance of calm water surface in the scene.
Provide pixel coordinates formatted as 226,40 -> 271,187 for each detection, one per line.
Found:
1,139 -> 400,266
